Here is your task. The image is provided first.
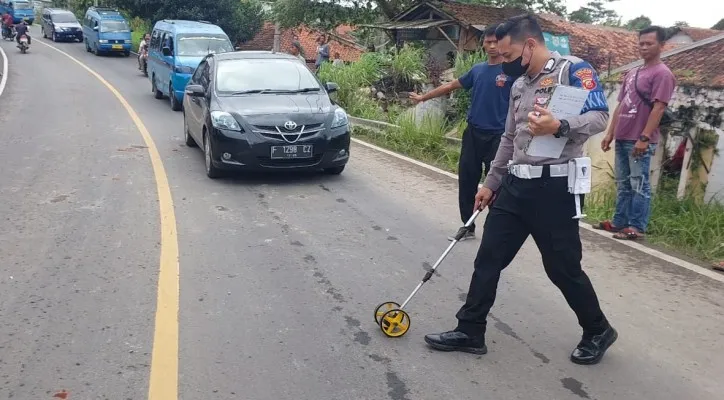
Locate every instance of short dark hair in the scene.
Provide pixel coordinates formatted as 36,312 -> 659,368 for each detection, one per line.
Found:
495,14 -> 545,43
484,24 -> 498,37
639,26 -> 667,43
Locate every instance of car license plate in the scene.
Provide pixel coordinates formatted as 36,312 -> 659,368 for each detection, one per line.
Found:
112,44 -> 123,50
270,145 -> 313,159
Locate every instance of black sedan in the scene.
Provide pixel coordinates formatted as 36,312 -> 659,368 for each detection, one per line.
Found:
182,51 -> 351,179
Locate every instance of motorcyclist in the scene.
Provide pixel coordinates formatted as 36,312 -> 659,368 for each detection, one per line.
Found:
2,12 -> 14,39
15,20 -> 30,45
138,32 -> 150,70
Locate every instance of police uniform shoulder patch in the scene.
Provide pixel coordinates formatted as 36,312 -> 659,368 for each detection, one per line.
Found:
574,68 -> 597,90
540,77 -> 554,87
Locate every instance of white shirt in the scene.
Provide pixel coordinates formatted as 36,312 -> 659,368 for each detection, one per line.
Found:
138,39 -> 147,53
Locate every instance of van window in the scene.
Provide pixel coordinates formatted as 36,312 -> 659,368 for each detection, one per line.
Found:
151,30 -> 161,49
100,20 -> 130,33
177,34 -> 233,57
52,13 -> 78,23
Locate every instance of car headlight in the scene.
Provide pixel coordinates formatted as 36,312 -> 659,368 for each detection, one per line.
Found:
99,39 -> 108,43
331,108 -> 348,128
210,111 -> 242,131
125,39 -> 132,44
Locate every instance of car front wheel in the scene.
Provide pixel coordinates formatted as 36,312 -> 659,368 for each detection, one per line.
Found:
203,132 -> 222,179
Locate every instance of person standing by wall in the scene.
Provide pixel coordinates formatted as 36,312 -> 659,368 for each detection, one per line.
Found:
409,24 -> 515,241
595,26 -> 676,241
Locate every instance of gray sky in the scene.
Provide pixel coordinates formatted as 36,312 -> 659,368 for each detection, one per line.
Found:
565,0 -> 724,29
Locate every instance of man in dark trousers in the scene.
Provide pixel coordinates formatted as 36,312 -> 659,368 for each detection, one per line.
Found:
410,24 -> 515,241
424,14 -> 617,365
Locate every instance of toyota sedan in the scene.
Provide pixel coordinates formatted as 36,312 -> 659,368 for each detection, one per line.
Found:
182,51 -> 351,178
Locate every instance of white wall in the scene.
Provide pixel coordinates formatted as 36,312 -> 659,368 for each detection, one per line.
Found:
705,127 -> 724,203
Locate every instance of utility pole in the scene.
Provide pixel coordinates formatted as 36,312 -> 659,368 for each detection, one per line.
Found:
272,21 -> 280,53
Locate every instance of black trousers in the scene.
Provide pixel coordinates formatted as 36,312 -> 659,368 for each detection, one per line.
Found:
458,125 -> 502,231
456,172 -> 609,337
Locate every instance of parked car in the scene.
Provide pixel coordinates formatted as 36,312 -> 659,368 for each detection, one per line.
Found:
0,0 -> 34,24
41,8 -> 83,42
82,6 -> 132,56
148,19 -> 234,111
182,51 -> 350,178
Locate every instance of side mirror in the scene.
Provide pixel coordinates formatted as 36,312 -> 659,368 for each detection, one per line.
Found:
325,82 -> 339,93
162,46 -> 172,57
185,84 -> 205,97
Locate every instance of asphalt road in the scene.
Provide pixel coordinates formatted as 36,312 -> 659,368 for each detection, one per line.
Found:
1,31 -> 723,400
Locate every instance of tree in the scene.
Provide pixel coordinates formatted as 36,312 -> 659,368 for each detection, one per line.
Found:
150,0 -> 264,43
271,0 -> 570,31
625,15 -> 651,31
673,20 -> 689,28
712,18 -> 724,30
569,0 -> 620,25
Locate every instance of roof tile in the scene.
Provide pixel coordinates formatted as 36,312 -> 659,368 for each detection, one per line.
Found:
236,22 -> 364,63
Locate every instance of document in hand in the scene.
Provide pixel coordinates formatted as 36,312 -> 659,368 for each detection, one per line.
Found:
525,85 -> 590,158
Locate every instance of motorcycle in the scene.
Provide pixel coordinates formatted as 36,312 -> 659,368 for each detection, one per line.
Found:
1,25 -> 15,41
17,34 -> 29,53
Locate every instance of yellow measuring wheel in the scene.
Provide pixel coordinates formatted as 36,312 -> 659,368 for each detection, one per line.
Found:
379,308 -> 411,337
374,301 -> 400,324
373,209 -> 483,338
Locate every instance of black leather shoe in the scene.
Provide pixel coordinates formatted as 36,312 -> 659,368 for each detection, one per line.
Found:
570,326 -> 618,365
424,330 -> 487,355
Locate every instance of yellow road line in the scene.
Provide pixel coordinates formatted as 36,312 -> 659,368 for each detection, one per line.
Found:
35,41 -> 180,399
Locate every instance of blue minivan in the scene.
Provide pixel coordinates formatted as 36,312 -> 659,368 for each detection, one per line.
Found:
82,6 -> 132,56
148,20 -> 234,111
1,0 -> 35,24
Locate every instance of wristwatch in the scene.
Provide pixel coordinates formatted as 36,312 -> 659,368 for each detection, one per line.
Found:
554,119 -> 570,138
639,135 -> 650,142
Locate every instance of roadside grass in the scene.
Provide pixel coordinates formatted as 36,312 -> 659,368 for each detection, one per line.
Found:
129,17 -> 151,53
584,177 -> 724,262
352,120 -> 724,263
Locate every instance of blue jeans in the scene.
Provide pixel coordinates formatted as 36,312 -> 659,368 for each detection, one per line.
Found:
612,140 -> 657,232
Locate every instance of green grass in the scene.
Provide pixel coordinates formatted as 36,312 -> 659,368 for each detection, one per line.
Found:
584,177 -> 724,262
353,118 -> 724,263
129,17 -> 151,54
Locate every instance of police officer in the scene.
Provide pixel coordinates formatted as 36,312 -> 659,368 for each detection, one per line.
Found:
410,24 -> 514,241
424,14 -> 617,365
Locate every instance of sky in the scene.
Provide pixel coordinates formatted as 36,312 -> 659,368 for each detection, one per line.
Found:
564,0 -> 724,29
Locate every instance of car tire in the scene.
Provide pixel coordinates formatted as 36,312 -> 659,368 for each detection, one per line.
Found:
152,76 -> 164,99
169,82 -> 182,111
183,113 -> 197,147
324,166 -> 346,175
203,132 -> 222,179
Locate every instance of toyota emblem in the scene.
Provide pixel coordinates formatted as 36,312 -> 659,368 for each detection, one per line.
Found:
284,121 -> 298,130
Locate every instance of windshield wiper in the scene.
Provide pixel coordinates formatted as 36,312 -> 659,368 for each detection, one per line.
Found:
230,89 -> 282,95
290,88 -> 321,93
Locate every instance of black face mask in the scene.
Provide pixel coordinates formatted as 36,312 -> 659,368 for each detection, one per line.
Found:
502,45 -> 530,78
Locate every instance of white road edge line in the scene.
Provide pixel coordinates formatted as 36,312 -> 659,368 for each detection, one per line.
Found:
351,137 -> 724,284
0,45 -> 8,97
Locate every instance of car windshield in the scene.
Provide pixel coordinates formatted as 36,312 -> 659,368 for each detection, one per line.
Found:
100,20 -> 129,33
216,59 -> 322,94
52,14 -> 78,24
14,1 -> 32,10
177,35 -> 233,57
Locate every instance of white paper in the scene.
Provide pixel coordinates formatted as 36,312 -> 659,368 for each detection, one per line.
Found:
547,85 -> 590,119
526,85 -> 590,158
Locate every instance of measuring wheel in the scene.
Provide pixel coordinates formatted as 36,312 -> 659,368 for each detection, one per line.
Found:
379,308 -> 410,338
374,301 -> 400,324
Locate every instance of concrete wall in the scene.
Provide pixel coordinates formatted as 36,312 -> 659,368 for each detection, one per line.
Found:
584,83 -> 724,202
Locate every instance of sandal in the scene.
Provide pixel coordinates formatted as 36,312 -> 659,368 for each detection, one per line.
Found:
613,227 -> 644,240
592,220 -> 622,232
